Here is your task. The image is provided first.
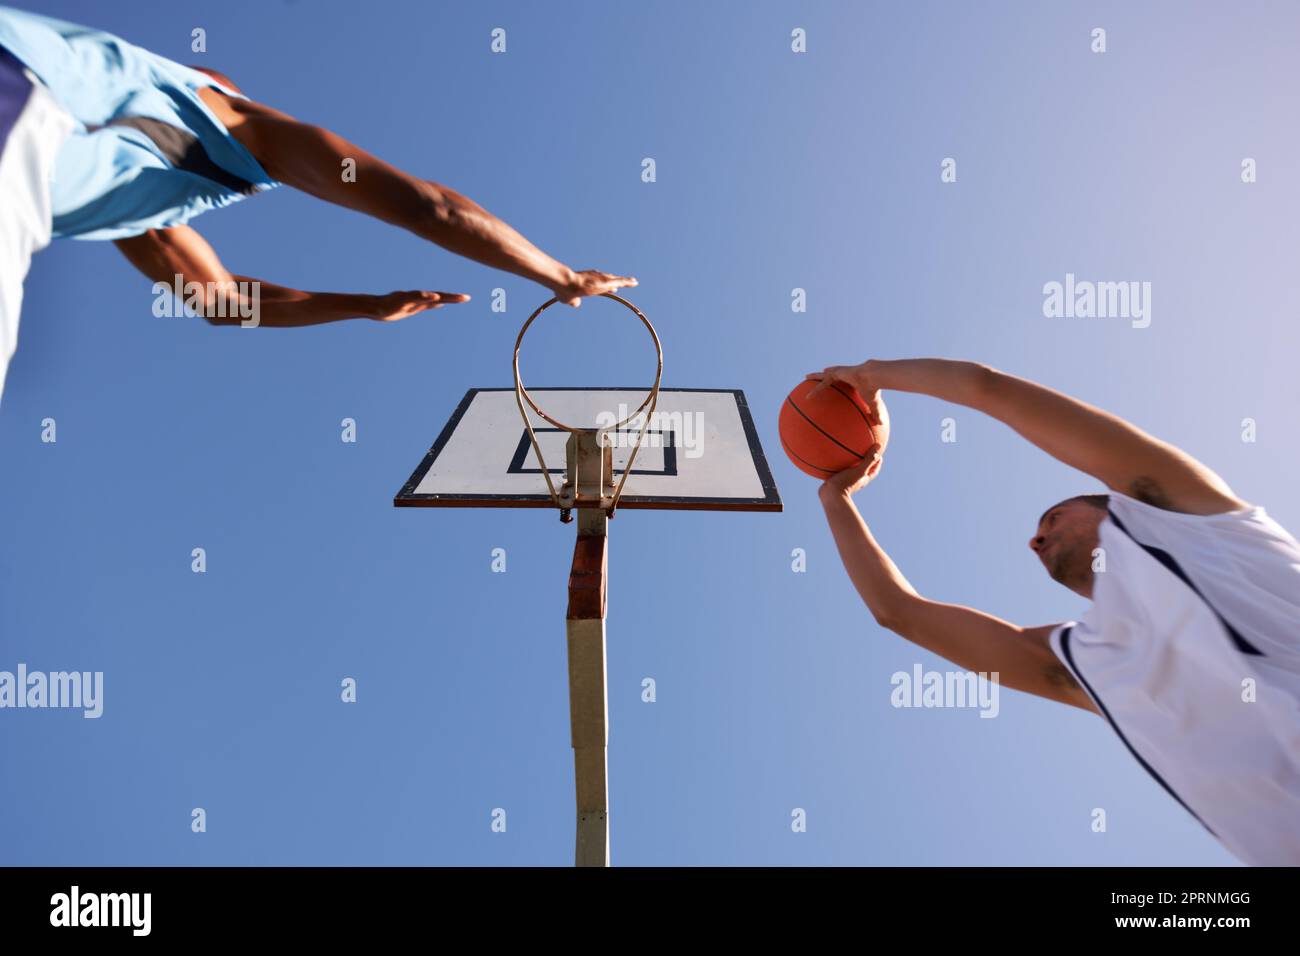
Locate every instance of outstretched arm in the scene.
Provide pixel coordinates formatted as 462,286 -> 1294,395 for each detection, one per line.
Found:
812,359 -> 1245,515
193,84 -> 636,307
115,226 -> 468,327
819,459 -> 1095,712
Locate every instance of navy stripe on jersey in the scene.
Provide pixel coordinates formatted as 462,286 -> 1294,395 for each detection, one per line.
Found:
1059,626 -> 1216,836
1107,510 -> 1264,657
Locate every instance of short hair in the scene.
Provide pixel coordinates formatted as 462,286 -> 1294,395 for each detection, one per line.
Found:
1038,494 -> 1109,526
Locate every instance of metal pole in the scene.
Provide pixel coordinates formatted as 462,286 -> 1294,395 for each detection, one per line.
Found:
564,431 -> 612,866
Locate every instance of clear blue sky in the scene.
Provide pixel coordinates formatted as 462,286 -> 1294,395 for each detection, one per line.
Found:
2,0 -> 1297,865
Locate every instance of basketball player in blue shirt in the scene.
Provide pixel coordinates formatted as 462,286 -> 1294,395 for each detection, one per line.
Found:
0,5 -> 634,401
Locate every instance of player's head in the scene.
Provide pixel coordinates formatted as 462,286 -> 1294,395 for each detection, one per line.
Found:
1029,494 -> 1109,595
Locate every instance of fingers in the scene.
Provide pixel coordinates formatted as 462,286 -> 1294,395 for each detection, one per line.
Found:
865,397 -> 883,428
843,449 -> 876,478
599,273 -> 638,289
574,271 -> 639,296
865,446 -> 883,478
805,365 -> 880,415
807,366 -> 847,397
838,455 -> 875,493
848,446 -> 883,486
378,290 -> 471,321
411,291 -> 470,314
819,446 -> 884,497
551,271 -> 639,308
861,443 -> 881,472
398,290 -> 470,304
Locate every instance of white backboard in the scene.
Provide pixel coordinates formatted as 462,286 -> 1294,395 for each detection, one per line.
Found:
394,388 -> 782,511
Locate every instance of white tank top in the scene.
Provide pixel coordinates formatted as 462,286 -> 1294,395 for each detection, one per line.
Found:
1050,491 -> 1300,865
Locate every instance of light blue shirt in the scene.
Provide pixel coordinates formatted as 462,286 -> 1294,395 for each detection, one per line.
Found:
0,5 -> 278,240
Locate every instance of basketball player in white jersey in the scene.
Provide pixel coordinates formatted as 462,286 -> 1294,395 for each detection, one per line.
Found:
808,358 -> 1300,866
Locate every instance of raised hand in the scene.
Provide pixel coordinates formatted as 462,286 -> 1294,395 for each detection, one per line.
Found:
549,270 -> 639,307
819,442 -> 885,499
806,363 -> 891,455
369,290 -> 471,322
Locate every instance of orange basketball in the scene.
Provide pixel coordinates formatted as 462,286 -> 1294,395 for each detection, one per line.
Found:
779,380 -> 877,479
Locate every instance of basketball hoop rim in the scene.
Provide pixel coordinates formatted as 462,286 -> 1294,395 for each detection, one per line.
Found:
512,292 -> 664,434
